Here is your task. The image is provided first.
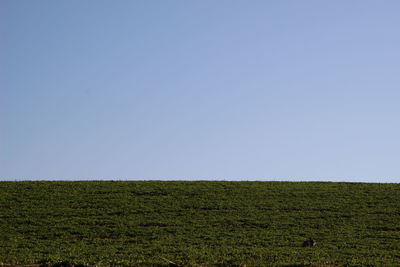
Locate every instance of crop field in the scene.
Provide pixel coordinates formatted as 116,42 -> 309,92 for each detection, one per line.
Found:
0,181 -> 399,266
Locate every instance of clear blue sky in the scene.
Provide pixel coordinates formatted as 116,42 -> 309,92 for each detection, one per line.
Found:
1,1 -> 399,182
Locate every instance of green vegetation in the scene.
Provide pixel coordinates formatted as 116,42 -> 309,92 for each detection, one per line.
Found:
0,181 -> 399,266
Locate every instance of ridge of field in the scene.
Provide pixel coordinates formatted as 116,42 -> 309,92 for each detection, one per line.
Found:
0,181 -> 399,266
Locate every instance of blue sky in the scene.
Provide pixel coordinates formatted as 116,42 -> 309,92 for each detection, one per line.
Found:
1,1 -> 399,182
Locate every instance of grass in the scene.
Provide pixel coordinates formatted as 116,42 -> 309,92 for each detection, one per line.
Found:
0,181 -> 399,266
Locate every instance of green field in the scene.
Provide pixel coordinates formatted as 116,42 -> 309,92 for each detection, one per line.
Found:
0,181 -> 399,266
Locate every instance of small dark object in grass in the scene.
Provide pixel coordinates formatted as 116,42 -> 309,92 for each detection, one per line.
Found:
302,237 -> 316,247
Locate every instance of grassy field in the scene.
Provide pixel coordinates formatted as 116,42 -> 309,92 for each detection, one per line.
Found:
0,181 -> 399,266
